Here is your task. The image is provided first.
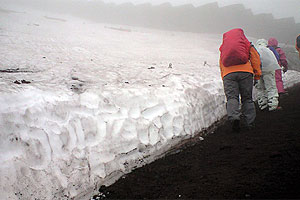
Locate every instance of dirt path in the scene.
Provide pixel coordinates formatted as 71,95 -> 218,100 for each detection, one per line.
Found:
93,84 -> 300,199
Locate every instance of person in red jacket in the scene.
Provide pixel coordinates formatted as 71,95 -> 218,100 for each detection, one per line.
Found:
268,38 -> 288,95
219,29 -> 261,132
296,35 -> 300,59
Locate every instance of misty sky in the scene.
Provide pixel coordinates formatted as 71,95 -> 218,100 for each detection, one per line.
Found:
101,0 -> 300,23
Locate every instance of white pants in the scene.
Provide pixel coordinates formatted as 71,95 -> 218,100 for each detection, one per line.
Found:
256,71 -> 279,111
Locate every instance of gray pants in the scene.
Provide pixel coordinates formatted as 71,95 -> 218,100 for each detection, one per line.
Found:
223,72 -> 256,126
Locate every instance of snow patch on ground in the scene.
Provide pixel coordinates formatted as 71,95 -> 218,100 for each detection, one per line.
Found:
1,4 -> 300,200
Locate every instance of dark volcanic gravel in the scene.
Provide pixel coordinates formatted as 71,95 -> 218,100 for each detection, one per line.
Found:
92,84 -> 300,199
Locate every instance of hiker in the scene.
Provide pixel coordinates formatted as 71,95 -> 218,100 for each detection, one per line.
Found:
268,37 -> 288,95
255,39 -> 281,111
296,35 -> 300,59
219,28 -> 261,132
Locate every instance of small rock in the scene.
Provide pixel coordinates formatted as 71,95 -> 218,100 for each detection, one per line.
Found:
21,80 -> 31,84
71,76 -> 79,80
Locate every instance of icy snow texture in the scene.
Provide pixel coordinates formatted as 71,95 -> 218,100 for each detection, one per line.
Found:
1,4 -> 300,200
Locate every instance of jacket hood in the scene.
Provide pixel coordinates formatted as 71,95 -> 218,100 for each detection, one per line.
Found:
256,39 -> 268,47
268,37 -> 278,47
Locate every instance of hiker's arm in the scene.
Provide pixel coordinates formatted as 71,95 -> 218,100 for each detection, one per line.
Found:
278,48 -> 288,71
249,46 -> 261,80
219,59 -> 224,78
296,36 -> 300,59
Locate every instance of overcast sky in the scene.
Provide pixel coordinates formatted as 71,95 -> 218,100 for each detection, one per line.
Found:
100,0 -> 300,23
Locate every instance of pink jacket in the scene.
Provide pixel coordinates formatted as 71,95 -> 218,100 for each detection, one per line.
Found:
268,38 -> 288,71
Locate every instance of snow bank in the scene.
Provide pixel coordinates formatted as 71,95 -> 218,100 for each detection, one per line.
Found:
0,73 -> 227,200
1,5 -> 300,200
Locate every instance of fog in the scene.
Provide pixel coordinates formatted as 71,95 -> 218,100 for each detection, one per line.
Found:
2,0 -> 299,22
1,0 -> 300,44
102,0 -> 300,23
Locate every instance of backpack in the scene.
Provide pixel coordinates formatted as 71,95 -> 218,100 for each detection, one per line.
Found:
219,28 -> 251,67
268,46 -> 280,62
297,35 -> 300,49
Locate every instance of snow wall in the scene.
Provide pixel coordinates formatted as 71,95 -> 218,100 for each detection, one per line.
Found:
0,71 -> 228,200
1,4 -> 300,200
1,70 -> 300,200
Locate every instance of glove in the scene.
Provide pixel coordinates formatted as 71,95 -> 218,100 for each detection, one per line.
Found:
253,80 -> 258,86
283,67 -> 287,73
254,74 -> 261,81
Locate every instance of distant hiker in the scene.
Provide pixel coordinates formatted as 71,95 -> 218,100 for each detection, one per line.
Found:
296,35 -> 300,58
255,39 -> 281,111
268,37 -> 288,95
219,28 -> 261,132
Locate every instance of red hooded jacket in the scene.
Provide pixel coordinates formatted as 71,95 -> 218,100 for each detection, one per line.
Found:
268,38 -> 288,71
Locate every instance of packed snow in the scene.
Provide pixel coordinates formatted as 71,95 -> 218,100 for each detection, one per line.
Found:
1,4 -> 300,200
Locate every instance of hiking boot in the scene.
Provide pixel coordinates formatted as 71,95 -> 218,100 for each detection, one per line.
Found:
269,106 -> 282,112
241,121 -> 255,131
232,120 -> 240,133
258,103 -> 268,111
259,106 -> 268,112
246,123 -> 255,131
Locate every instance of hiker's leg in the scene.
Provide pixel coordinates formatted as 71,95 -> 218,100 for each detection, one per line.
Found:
256,76 -> 268,110
264,71 -> 279,111
275,69 -> 285,94
223,73 -> 240,122
239,72 -> 256,126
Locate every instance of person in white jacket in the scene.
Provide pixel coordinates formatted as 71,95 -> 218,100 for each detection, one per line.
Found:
255,39 -> 281,111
